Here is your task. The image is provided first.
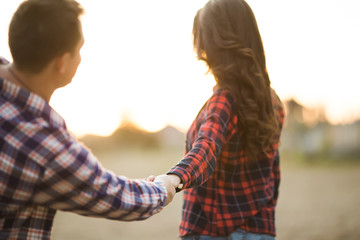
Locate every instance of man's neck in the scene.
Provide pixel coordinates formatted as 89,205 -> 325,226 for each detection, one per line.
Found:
7,64 -> 55,102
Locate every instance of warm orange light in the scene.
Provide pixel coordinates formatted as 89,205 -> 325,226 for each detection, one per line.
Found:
2,0 -> 360,137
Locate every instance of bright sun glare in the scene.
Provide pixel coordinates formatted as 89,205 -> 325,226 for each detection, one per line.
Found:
51,0 -> 213,136
1,0 -> 360,137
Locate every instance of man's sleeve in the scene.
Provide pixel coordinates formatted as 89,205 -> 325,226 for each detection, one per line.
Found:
32,131 -> 167,221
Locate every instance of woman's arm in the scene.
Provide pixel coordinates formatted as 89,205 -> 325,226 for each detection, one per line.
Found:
167,90 -> 237,190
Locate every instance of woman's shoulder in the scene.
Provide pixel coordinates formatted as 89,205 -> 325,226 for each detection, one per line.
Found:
270,88 -> 283,109
270,88 -> 285,126
202,88 -> 238,121
211,87 -> 236,103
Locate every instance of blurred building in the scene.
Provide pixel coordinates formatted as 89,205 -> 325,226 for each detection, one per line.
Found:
280,99 -> 360,162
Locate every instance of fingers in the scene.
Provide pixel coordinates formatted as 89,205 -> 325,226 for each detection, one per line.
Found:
153,174 -> 181,206
164,183 -> 176,206
155,174 -> 181,188
147,174 -> 182,206
147,175 -> 156,182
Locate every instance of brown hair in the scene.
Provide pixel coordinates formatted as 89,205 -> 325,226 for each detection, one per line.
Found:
193,0 -> 278,158
9,0 -> 84,73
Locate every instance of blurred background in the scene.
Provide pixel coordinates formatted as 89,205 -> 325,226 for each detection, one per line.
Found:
1,0 -> 360,239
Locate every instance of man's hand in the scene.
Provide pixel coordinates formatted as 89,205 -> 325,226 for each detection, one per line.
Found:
148,174 -> 181,206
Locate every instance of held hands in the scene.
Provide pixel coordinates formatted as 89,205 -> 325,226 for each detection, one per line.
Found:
148,174 -> 181,206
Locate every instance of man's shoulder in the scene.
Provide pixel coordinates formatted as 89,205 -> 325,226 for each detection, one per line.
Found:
1,109 -> 73,166
0,56 -> 9,64
0,95 -> 69,142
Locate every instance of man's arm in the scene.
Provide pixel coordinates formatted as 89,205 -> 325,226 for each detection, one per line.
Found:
32,133 -> 174,221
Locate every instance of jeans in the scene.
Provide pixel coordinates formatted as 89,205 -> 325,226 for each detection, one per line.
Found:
181,229 -> 275,240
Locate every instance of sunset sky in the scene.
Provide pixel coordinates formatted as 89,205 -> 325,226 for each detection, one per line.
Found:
1,0 -> 360,137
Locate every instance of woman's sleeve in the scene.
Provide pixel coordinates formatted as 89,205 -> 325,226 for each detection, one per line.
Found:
167,91 -> 236,189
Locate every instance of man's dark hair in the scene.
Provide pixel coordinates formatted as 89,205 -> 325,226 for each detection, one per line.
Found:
9,0 -> 84,73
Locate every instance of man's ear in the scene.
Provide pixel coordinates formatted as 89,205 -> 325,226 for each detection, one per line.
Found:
56,52 -> 71,74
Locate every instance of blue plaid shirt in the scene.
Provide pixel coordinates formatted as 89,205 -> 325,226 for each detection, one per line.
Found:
0,68 -> 167,239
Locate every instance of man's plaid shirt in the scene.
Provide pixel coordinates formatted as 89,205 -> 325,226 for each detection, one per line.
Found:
168,88 -> 284,237
0,75 -> 167,239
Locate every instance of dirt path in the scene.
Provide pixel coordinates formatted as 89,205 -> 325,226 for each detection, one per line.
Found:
276,165 -> 360,240
51,150 -> 360,239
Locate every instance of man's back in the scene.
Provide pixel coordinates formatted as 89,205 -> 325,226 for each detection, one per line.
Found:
0,77 -> 61,239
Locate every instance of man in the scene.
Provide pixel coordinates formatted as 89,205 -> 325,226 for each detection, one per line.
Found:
0,0 -> 177,239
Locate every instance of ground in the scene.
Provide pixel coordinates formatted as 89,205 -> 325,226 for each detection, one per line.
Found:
51,149 -> 360,240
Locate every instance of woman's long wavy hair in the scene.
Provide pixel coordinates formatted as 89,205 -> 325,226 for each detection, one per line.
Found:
193,0 -> 278,159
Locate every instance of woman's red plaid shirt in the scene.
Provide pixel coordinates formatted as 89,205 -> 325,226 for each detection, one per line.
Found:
168,88 -> 285,237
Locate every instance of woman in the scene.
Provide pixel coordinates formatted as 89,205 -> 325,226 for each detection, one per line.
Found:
163,0 -> 285,239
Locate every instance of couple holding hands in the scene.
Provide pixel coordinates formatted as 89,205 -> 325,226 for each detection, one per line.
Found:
0,0 -> 284,239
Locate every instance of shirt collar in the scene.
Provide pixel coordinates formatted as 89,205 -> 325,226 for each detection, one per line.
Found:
0,77 -> 66,129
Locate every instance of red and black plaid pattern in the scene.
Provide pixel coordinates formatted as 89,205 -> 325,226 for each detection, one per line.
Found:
0,77 -> 167,240
168,88 -> 284,237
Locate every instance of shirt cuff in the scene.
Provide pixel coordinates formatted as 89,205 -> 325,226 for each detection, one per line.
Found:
153,181 -> 168,207
166,168 -> 190,192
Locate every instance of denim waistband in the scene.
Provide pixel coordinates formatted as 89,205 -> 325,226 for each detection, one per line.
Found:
181,229 -> 275,240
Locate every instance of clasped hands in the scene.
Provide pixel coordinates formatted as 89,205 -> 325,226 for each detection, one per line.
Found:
147,174 -> 181,206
